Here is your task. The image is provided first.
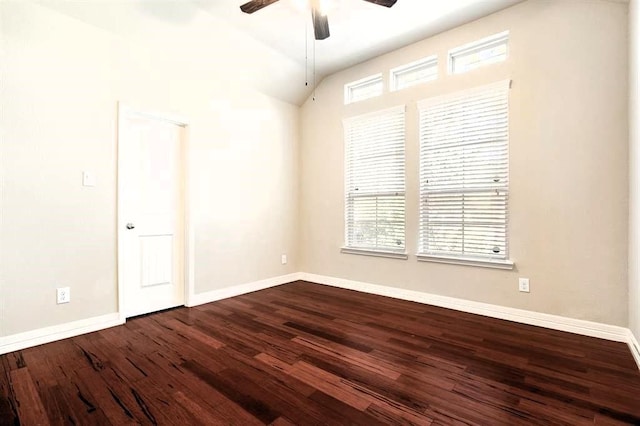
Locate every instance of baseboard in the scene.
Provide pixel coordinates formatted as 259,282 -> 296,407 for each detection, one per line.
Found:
0,273 -> 300,355
187,272 -> 302,307
299,272 -> 630,343
0,313 -> 124,355
628,329 -> 640,370
2,272 -> 637,371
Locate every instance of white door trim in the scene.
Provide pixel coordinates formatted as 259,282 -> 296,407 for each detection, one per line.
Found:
117,103 -> 193,321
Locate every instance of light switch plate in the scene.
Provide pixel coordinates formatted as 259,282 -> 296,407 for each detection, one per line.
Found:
83,171 -> 96,187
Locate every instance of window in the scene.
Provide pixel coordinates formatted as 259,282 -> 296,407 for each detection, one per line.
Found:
449,31 -> 509,75
343,106 -> 406,257
390,56 -> 438,91
418,80 -> 512,268
344,74 -> 383,104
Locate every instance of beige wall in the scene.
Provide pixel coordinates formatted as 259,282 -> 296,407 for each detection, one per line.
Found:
300,0 -> 629,326
1,0 -> 632,341
630,0 -> 640,339
0,1 -> 299,337
190,95 -> 299,293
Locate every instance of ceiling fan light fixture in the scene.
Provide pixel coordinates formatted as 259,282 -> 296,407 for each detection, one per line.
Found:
290,0 -> 309,12
318,0 -> 336,16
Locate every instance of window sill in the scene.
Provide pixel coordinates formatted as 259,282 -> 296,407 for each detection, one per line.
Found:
341,247 -> 409,260
417,254 -> 514,270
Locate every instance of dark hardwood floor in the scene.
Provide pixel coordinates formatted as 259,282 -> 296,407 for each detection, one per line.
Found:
1,281 -> 640,425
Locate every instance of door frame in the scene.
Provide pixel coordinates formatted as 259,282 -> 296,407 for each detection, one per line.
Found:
116,103 -> 194,322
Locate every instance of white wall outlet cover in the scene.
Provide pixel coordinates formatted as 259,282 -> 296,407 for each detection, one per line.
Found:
56,287 -> 71,304
518,278 -> 530,293
281,254 -> 287,265
82,171 -> 96,187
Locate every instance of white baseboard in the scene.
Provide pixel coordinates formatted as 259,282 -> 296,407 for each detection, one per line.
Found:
628,329 -> 640,369
187,273 -> 301,307
0,273 -> 300,355
2,272 -> 638,371
0,313 -> 124,355
299,272 -> 630,343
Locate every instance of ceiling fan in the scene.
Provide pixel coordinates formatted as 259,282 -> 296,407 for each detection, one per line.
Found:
239,0 -> 398,40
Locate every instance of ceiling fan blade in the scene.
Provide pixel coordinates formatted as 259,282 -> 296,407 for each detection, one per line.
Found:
240,0 -> 279,14
311,7 -> 330,40
362,0 -> 397,7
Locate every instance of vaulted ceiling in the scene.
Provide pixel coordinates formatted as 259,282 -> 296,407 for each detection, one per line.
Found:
199,0 -> 522,77
33,0 -> 522,104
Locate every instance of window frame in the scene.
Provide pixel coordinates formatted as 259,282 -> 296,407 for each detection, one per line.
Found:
390,55 -> 438,92
417,80 -> 513,270
449,31 -> 509,75
344,73 -> 384,105
342,105 -> 408,259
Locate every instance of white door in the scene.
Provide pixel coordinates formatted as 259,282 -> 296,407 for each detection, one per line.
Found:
118,109 -> 185,318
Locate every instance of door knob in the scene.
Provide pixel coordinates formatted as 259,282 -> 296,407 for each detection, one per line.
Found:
126,223 -> 135,230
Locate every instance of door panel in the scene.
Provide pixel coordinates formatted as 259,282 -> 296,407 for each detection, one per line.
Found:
119,111 -> 185,318
140,235 -> 173,287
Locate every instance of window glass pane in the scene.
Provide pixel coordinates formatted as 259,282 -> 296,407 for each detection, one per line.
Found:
450,32 -> 508,74
345,74 -> 383,104
348,195 -> 405,249
391,57 -> 437,91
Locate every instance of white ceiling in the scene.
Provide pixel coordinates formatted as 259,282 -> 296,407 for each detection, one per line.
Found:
196,0 -> 523,77
33,0 -> 523,104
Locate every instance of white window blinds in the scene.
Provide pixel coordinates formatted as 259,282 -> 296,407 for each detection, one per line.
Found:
418,80 -> 509,261
344,106 -> 406,253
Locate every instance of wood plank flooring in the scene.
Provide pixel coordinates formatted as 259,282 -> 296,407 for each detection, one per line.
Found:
2,281 -> 640,425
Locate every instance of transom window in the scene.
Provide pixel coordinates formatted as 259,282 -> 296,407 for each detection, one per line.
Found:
344,74 -> 384,104
390,56 -> 438,91
449,31 -> 509,75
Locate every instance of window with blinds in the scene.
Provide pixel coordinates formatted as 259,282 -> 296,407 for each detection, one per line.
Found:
418,80 -> 510,264
344,106 -> 406,255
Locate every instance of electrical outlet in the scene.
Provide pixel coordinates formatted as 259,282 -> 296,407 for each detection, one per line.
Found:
518,278 -> 530,293
281,254 -> 287,265
57,287 -> 70,304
